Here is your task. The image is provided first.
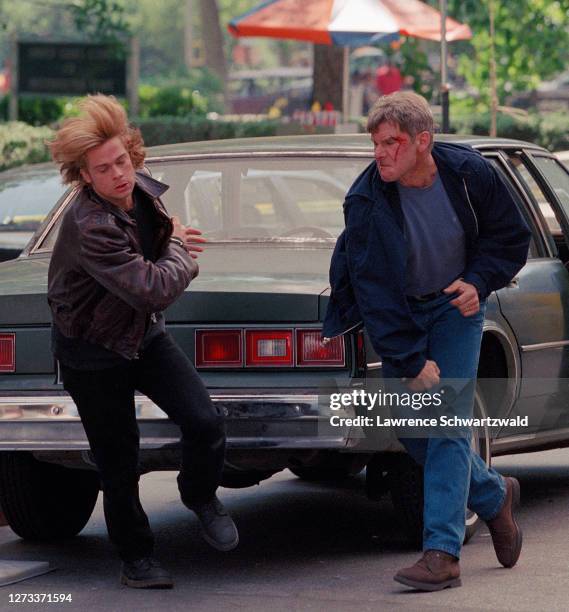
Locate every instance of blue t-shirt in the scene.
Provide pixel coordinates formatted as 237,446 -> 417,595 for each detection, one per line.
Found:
397,173 -> 465,296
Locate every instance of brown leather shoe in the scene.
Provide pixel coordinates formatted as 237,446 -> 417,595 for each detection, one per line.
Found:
486,476 -> 522,568
394,550 -> 461,591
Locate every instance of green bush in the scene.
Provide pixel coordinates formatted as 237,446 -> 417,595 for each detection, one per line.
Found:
138,85 -> 210,118
142,68 -> 223,107
0,122 -> 53,171
0,96 -> 65,126
135,116 -> 279,147
470,113 -> 541,142
537,113 -> 569,152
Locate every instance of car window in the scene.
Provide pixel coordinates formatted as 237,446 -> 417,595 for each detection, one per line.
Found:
486,156 -> 538,258
150,158 -> 369,241
531,156 -> 569,216
507,154 -> 562,235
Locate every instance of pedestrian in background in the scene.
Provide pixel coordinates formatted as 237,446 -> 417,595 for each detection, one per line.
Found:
375,59 -> 403,96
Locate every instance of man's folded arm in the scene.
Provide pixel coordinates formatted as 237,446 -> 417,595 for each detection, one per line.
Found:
79,221 -> 198,313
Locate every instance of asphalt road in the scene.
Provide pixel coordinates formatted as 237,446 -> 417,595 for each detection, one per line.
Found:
1,449 -> 569,612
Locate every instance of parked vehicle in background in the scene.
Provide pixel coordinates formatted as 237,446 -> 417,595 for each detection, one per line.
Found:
0,164 -> 66,262
1,134 -> 569,547
228,67 -> 312,114
510,71 -> 569,110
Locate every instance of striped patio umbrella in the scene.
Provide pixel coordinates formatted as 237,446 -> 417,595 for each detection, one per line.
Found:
229,0 -> 472,120
229,0 -> 472,45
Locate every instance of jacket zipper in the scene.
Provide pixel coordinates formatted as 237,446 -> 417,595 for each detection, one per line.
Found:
462,178 -> 479,236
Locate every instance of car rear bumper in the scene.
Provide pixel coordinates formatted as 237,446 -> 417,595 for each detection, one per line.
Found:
0,392 -> 355,451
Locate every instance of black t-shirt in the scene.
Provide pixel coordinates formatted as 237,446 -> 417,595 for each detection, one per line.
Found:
53,190 -> 166,370
128,191 -> 156,261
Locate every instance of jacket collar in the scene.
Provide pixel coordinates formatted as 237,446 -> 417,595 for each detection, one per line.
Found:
85,171 -> 170,225
347,141 -> 476,200
134,170 -> 169,199
376,142 -> 475,192
430,141 -> 478,177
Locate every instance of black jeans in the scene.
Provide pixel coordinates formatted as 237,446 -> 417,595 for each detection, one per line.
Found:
61,332 -> 226,561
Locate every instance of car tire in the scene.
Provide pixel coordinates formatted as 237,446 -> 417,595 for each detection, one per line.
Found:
289,465 -> 355,482
220,468 -> 276,488
389,387 -> 491,548
289,453 -> 364,482
0,452 -> 100,540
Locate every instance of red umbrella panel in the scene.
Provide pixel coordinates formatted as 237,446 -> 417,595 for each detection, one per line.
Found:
229,0 -> 472,46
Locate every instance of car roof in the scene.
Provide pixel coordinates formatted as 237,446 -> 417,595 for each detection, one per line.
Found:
146,133 -> 547,160
0,134 -> 549,181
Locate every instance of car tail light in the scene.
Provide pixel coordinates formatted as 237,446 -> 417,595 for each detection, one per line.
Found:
0,333 -> 15,372
296,329 -> 344,367
245,330 -> 293,367
195,330 -> 242,368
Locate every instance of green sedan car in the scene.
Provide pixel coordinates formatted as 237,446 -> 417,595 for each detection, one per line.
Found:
1,133 -> 569,547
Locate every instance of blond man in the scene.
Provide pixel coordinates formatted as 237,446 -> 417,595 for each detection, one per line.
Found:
48,95 -> 238,589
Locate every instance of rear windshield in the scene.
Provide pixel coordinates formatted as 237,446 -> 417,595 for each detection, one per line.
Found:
148,157 -> 369,243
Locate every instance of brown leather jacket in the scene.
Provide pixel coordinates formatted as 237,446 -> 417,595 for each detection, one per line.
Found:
47,172 -> 198,359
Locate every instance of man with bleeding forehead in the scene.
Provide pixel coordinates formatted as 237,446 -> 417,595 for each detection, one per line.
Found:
323,92 -> 531,591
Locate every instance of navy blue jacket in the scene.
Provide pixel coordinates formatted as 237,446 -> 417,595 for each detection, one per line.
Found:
322,142 -> 532,378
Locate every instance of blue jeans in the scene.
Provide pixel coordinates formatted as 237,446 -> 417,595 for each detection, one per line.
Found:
383,293 -> 506,558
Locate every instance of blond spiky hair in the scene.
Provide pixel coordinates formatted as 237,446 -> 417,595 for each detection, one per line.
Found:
49,94 -> 145,185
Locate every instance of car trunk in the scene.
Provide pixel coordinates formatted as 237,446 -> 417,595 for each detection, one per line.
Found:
167,243 -> 330,322
0,245 -> 350,388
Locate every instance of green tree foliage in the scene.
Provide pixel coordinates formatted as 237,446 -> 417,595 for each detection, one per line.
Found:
397,38 -> 435,100
447,0 -> 569,103
124,0 -> 186,76
69,0 -> 129,43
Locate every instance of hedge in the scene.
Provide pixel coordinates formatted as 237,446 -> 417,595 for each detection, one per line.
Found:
0,122 -> 53,171
135,115 -> 279,146
448,111 -> 569,151
0,116 -> 279,171
4,110 -> 569,173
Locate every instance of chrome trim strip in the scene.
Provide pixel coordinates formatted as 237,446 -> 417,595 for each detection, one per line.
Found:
492,426 -> 569,451
0,393 -> 321,421
521,340 -> 569,352
146,151 -> 374,163
367,361 -> 382,370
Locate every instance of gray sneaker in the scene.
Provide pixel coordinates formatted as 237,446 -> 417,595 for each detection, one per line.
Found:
191,496 -> 239,551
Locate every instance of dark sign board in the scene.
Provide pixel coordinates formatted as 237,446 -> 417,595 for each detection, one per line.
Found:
18,42 -> 126,96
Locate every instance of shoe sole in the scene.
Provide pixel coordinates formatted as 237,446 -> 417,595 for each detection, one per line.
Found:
502,477 -> 523,568
120,575 -> 174,589
394,575 -> 462,591
201,529 -> 239,552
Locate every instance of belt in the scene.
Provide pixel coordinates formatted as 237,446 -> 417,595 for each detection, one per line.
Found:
407,289 -> 446,302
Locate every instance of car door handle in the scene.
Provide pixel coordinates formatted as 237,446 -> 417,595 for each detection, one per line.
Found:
507,276 -> 519,288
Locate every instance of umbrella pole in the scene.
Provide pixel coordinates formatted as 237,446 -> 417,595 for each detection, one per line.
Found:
342,45 -> 350,124
439,0 -> 450,132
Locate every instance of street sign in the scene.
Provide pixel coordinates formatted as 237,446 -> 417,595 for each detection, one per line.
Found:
17,42 -> 126,97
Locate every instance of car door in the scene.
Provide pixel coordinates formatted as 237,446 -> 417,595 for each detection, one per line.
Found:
492,149 -> 569,438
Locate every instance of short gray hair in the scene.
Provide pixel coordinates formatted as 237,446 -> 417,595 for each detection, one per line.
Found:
367,92 -> 434,144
